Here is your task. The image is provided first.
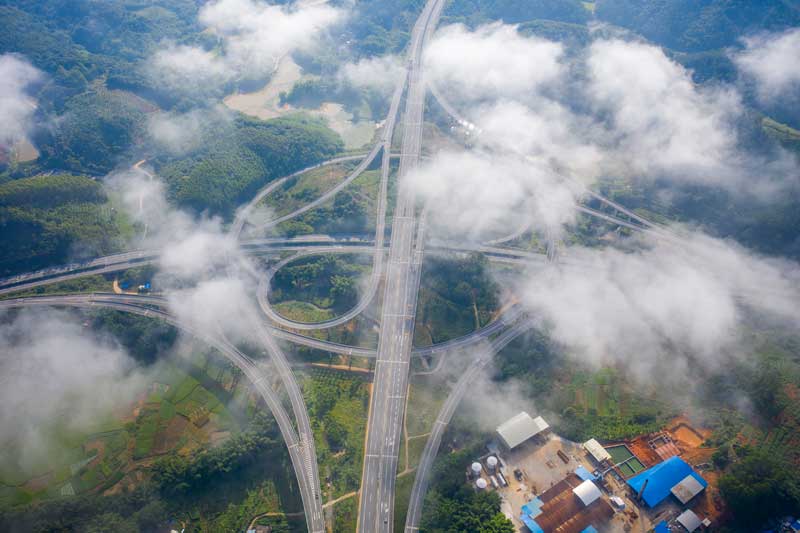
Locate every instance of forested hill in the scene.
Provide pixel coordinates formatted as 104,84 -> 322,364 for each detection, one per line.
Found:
595,0 -> 800,52
156,114 -> 344,218
0,174 -> 129,276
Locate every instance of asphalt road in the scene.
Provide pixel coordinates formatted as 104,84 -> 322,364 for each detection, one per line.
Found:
357,0 -> 446,529
403,320 -> 534,532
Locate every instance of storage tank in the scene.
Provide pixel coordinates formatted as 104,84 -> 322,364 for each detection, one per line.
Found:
471,462 -> 482,477
486,456 -> 498,472
475,477 -> 488,490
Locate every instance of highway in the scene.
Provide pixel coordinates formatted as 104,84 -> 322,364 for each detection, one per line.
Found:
357,0 -> 446,529
403,320 -> 534,532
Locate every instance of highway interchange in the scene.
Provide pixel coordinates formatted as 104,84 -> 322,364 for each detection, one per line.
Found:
0,1 -> 670,530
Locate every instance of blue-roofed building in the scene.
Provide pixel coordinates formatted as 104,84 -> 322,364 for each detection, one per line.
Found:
521,514 -> 544,533
521,497 -> 544,518
653,521 -> 670,533
791,520 -> 800,533
627,456 -> 707,508
575,466 -> 598,481
580,527 -> 598,533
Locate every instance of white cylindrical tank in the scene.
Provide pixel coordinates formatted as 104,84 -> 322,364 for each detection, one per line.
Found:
471,462 -> 482,476
475,477 -> 488,490
486,456 -> 498,472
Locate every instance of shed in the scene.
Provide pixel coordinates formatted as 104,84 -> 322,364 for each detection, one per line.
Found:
584,439 -> 612,463
676,509 -> 702,532
573,480 -> 602,506
496,412 -> 549,450
671,474 -> 706,504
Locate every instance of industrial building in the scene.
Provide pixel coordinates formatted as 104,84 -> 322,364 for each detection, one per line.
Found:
519,473 -> 613,533
496,412 -> 550,450
583,439 -> 611,465
626,456 -> 708,508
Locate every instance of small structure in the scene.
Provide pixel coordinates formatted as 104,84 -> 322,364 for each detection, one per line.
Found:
486,455 -> 498,472
671,474 -> 706,504
476,477 -> 488,490
609,496 -> 626,510
575,466 -> 598,482
653,522 -> 670,533
626,456 -> 708,508
676,509 -> 702,532
573,480 -> 601,506
583,439 -> 611,464
471,462 -> 483,477
496,412 -> 549,450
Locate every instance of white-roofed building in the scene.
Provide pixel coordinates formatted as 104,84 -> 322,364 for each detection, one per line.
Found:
496,412 -> 549,450
671,474 -> 706,504
676,509 -> 703,532
583,438 -> 612,464
572,479 -> 601,506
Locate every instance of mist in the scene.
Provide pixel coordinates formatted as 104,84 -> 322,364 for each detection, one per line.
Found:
0,53 -> 42,146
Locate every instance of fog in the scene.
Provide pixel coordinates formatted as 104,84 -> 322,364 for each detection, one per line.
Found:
0,54 -> 42,146
0,310 -> 156,473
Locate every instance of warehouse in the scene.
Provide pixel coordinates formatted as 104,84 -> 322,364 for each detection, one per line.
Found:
626,456 -> 707,508
496,412 -> 550,450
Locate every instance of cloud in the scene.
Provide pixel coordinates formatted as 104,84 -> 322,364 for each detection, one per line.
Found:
586,39 -> 750,187
149,44 -> 233,95
147,106 -> 233,155
735,28 -> 800,102
517,232 -> 800,384
339,55 -> 405,94
148,0 -> 343,96
424,23 -> 564,101
0,310 -> 153,473
405,149 -> 577,242
0,54 -> 42,145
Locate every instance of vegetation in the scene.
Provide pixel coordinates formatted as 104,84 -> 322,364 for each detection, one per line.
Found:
302,368 -> 370,500
0,173 -> 129,276
271,254 -> 372,315
414,253 -> 500,346
156,114 -> 343,218
421,445 -> 514,533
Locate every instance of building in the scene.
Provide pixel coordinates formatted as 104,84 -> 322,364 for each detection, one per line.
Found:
583,439 -> 611,464
626,456 -> 708,508
676,509 -> 702,532
496,412 -> 549,450
519,474 -> 613,533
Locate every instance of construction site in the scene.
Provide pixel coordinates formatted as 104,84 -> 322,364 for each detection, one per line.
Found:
463,413 -> 722,533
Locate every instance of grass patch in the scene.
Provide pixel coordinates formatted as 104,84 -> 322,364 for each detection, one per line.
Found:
0,274 -> 112,299
261,159 -> 360,218
406,377 -> 448,437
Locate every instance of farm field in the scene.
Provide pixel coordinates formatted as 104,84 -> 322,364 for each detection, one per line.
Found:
0,354 -> 253,508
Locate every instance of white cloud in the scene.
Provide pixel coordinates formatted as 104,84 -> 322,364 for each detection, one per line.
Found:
425,23 -> 565,101
405,149 -> 577,242
339,55 -> 405,94
148,0 -> 343,95
735,28 -> 800,102
0,310 -> 153,472
586,39 -> 746,186
149,44 -> 233,94
148,106 -> 233,155
0,54 -> 42,145
518,232 -> 800,382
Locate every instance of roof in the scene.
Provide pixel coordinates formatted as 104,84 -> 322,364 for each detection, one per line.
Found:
521,513 -> 544,533
671,473 -> 706,504
573,480 -> 602,506
584,439 -> 612,463
496,412 -> 549,449
581,527 -> 598,533
654,521 -> 670,533
626,456 -> 708,508
677,509 -> 702,532
575,466 -> 598,481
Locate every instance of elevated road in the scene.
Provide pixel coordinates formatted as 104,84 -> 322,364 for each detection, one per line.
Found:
403,320 -> 534,532
357,0 -> 445,529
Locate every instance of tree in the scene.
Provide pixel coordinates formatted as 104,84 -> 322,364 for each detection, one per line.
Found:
719,449 -> 800,529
